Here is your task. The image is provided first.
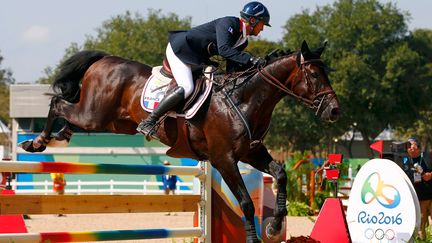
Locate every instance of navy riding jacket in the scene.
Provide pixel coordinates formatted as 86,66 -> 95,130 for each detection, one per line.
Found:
169,16 -> 252,66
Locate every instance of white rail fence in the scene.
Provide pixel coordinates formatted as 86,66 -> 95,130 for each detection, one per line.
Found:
10,180 -> 197,195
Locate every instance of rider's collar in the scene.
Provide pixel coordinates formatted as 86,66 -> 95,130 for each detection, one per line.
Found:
233,19 -> 248,48
241,20 -> 247,38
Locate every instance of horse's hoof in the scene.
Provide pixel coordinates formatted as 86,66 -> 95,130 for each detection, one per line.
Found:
19,140 -> 34,151
19,140 -> 46,153
265,222 -> 281,241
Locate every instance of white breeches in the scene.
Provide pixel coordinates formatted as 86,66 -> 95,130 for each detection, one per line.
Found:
166,43 -> 194,98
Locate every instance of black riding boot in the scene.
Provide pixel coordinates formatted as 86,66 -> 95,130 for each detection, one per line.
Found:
137,86 -> 185,137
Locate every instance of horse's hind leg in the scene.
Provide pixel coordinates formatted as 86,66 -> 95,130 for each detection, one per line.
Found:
241,145 -> 287,240
211,157 -> 260,243
20,96 -> 61,152
47,122 -> 75,147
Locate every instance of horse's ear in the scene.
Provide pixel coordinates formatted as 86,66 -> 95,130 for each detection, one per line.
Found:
315,40 -> 328,57
301,40 -> 311,56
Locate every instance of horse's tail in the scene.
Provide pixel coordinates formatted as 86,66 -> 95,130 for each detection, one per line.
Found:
52,50 -> 108,102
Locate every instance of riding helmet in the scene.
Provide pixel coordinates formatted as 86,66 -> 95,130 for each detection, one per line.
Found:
240,1 -> 271,27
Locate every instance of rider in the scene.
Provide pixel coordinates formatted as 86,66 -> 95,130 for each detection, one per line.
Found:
137,1 -> 271,137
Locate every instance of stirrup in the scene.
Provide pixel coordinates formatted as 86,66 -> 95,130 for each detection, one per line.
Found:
144,131 -> 156,141
137,122 -> 158,141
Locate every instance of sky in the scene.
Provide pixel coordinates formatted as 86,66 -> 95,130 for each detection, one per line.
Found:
0,0 -> 431,83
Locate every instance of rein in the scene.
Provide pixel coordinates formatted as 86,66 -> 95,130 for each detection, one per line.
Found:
257,59 -> 335,116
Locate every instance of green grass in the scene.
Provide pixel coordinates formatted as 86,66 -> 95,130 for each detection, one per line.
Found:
413,226 -> 431,242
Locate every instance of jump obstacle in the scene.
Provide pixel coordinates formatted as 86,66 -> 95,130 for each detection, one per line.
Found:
0,160 -> 211,243
0,160 -> 285,242
3,155 -> 419,242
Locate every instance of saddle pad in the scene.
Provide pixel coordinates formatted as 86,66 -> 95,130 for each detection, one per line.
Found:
141,66 -> 171,112
140,66 -> 213,119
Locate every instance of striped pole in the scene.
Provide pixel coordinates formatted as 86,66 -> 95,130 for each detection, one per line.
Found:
0,227 -> 202,243
0,161 -> 202,176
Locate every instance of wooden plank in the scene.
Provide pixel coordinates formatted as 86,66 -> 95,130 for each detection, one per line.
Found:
0,195 -> 200,215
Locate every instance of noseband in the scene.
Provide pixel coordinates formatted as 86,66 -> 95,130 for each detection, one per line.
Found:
257,58 -> 336,116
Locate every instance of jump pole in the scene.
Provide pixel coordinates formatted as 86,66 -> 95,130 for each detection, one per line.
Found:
0,161 -> 202,176
0,160 -> 211,243
0,228 -> 202,243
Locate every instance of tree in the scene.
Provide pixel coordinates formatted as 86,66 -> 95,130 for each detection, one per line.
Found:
395,29 -> 432,146
0,52 -> 14,86
0,51 -> 14,122
38,10 -> 191,84
0,50 -> 14,146
265,98 -> 344,153
245,39 -> 283,58
281,0 -> 432,156
84,10 -> 191,66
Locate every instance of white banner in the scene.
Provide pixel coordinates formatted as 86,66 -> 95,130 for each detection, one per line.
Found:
346,159 -> 420,242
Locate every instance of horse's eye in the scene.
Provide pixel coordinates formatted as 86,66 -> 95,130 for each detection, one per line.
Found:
311,72 -> 319,79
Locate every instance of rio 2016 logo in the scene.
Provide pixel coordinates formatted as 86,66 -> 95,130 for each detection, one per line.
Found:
361,172 -> 401,209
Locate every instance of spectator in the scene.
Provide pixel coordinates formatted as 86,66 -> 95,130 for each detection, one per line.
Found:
0,172 -> 10,190
162,160 -> 178,216
51,172 -> 67,217
403,138 -> 432,240
162,160 -> 177,195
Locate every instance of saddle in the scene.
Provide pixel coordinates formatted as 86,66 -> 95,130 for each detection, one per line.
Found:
161,59 -> 210,112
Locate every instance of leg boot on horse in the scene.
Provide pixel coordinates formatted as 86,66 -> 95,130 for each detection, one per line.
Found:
241,145 -> 288,240
136,86 -> 185,139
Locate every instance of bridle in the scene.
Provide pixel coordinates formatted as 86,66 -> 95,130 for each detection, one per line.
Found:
257,56 -> 336,116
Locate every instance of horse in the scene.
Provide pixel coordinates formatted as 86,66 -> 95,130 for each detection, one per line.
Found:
20,40 -> 340,243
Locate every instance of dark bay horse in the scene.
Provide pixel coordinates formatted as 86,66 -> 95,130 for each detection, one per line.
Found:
20,40 -> 340,242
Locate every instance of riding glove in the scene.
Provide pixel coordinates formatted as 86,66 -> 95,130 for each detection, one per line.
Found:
249,56 -> 266,67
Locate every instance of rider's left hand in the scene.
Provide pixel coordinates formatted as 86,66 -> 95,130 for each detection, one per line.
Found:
249,56 -> 266,67
422,172 -> 432,181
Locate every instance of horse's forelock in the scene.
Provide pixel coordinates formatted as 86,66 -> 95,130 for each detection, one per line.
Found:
295,52 -> 333,74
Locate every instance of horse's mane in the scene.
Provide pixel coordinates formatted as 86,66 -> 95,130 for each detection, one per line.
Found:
266,48 -> 333,73
265,49 -> 294,65
210,49 -> 295,89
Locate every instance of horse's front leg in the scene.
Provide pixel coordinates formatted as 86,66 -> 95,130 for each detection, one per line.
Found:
241,145 -> 288,240
20,96 -> 61,152
211,156 -> 260,243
